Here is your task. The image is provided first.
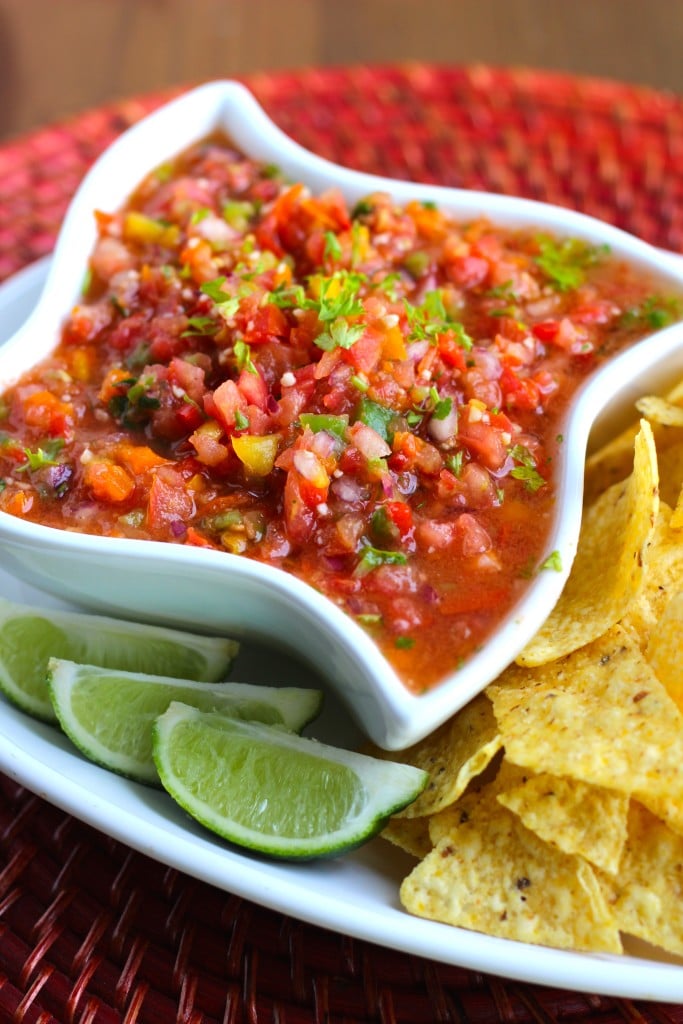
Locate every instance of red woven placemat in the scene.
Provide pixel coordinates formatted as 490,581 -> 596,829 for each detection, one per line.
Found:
1,64 -> 683,1023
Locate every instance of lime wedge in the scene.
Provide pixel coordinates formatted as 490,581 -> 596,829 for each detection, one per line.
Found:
0,598 -> 238,722
153,703 -> 429,859
48,658 -> 323,784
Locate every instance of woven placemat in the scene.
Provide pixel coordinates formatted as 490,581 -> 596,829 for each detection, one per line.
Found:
1,64 -> 683,1023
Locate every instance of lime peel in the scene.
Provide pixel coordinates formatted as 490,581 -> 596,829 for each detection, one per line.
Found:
152,702 -> 429,860
0,598 -> 238,721
47,658 -> 323,785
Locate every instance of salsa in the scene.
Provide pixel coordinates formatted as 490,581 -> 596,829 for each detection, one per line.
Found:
0,137 -> 680,692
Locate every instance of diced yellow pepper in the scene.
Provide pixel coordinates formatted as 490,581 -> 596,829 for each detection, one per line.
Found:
231,434 -> 280,477
123,211 -> 180,248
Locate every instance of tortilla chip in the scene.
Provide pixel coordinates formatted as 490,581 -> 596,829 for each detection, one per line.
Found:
597,802 -> 683,957
646,589 -> 683,712
671,484 -> 683,531
584,378 -> 683,504
584,426 -> 642,504
622,502 -> 683,648
635,394 -> 683,428
496,763 -> 628,876
381,816 -> 432,859
401,779 -> 622,953
488,625 -> 683,835
658,441 -> 683,511
368,693 -> 502,819
518,422 -> 659,665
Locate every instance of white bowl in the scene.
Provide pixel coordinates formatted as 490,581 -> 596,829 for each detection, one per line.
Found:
1,80 -> 682,749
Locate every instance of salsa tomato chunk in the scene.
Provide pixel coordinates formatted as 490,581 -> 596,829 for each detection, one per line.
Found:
1,136 -> 680,692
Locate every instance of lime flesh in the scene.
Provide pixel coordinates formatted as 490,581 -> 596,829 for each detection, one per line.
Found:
48,658 -> 323,784
0,598 -> 238,721
153,703 -> 429,859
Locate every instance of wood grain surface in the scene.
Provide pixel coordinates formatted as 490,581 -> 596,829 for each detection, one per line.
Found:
1,0 -> 683,141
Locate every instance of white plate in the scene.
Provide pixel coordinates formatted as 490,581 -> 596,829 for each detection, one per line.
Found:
1,262 -> 682,1003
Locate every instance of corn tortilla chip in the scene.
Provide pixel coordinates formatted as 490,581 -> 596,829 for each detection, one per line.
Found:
635,394 -> 683,428
368,693 -> 502,819
381,816 -> 432,859
518,422 -> 659,665
488,625 -> 683,835
401,779 -> 622,954
597,802 -> 683,957
671,483 -> 683,531
496,763 -> 628,876
584,379 -> 683,503
658,441 -> 683,511
646,589 -> 683,713
622,502 -> 683,649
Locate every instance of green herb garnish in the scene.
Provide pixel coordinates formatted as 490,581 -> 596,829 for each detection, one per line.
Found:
534,236 -> 609,292
17,439 -> 65,472
314,318 -> 365,352
323,231 -> 343,263
354,545 -> 408,578
234,339 -> 257,374
621,295 -> 682,330
356,397 -> 396,442
395,636 -> 415,649
540,550 -> 563,572
508,444 -> 546,492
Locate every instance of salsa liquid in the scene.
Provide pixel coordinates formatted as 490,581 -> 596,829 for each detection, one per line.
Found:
0,136 -> 679,691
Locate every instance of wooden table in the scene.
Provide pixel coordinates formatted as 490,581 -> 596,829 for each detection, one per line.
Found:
1,0 -> 683,142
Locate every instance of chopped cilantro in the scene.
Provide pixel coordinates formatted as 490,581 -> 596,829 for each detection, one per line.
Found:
234,339 -> 257,374
534,236 -> 609,292
372,272 -> 402,301
540,550 -> 563,572
314,318 -> 365,352
429,387 -> 453,420
621,295 -> 682,330
17,438 -> 65,472
315,271 -> 365,322
404,291 -> 472,349
445,451 -> 463,476
233,409 -> 250,431
323,231 -> 343,262
182,315 -> 218,337
485,279 -> 520,316
354,544 -> 408,578
267,283 -> 307,309
395,636 -> 415,649
352,198 -> 374,218
356,396 -> 396,441
201,277 -> 241,320
508,444 -> 546,492
109,374 -> 160,427
190,207 -> 211,225
268,270 -> 366,327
